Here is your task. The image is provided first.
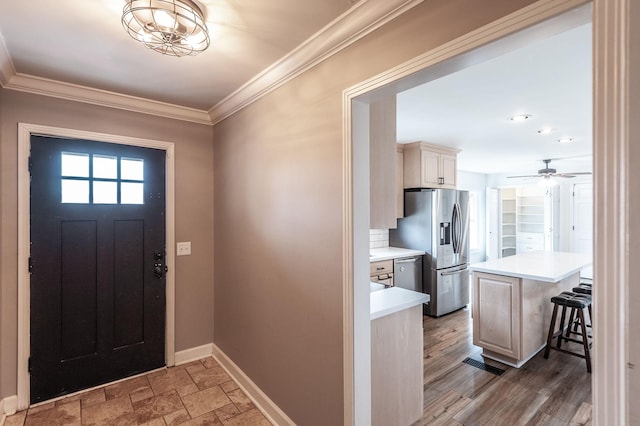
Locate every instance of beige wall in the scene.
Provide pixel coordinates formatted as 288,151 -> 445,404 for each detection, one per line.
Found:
213,0 -> 536,423
0,90 -> 215,398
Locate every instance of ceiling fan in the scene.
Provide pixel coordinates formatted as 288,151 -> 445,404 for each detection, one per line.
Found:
507,159 -> 591,185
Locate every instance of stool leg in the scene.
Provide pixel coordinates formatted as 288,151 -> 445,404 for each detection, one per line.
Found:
578,308 -> 592,373
557,305 -> 568,349
544,303 -> 559,359
567,307 -> 577,337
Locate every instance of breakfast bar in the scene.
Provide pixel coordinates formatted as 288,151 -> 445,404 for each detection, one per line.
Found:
469,251 -> 592,367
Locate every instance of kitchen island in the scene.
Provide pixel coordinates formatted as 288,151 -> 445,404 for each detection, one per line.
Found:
469,251 -> 591,368
370,283 -> 429,426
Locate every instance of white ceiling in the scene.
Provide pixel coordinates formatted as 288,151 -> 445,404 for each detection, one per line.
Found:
397,23 -> 592,175
0,0 -> 355,110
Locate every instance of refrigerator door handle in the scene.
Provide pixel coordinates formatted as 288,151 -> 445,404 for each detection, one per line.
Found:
452,202 -> 461,253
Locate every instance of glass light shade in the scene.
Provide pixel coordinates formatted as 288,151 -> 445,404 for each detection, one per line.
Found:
538,176 -> 559,187
122,0 -> 210,57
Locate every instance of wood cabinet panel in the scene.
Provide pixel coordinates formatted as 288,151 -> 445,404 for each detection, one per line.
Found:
396,145 -> 404,218
371,305 -> 423,426
473,273 -> 521,359
403,142 -> 459,189
369,96 -> 397,229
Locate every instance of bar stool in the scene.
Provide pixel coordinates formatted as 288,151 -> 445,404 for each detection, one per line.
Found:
544,291 -> 592,372
568,282 -> 593,333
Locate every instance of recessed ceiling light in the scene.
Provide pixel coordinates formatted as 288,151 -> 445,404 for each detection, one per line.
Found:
557,137 -> 575,143
537,128 -> 554,135
509,114 -> 532,122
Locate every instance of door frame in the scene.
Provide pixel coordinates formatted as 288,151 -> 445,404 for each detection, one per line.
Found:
343,0 -> 629,424
16,123 -> 176,410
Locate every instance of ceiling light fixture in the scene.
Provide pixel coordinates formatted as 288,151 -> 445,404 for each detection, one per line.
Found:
557,137 -> 575,143
538,175 -> 559,187
509,114 -> 532,122
537,128 -> 554,135
122,0 -> 210,57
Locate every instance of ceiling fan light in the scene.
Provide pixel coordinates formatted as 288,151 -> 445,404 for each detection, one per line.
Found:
122,0 -> 210,57
538,176 -> 559,187
509,114 -> 532,122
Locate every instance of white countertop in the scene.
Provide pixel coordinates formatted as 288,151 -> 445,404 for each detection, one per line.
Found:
470,251 -> 592,283
370,285 -> 430,320
370,247 -> 425,262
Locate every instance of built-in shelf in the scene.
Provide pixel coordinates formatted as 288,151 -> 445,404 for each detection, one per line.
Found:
499,186 -> 552,257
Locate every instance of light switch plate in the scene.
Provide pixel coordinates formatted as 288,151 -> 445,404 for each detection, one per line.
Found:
177,241 -> 191,256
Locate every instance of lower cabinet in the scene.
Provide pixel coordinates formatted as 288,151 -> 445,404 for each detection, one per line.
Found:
371,305 -> 423,426
472,273 -> 521,360
472,271 -> 579,367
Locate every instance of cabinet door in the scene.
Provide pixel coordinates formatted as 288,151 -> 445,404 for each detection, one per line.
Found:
440,154 -> 457,187
369,97 -> 397,229
396,148 -> 404,218
472,273 -> 521,359
420,150 -> 440,187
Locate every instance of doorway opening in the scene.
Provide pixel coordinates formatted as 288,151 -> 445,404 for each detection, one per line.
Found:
344,1 -> 602,423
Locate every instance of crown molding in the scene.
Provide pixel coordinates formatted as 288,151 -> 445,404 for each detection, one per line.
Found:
208,0 -> 424,124
0,0 -> 422,126
0,32 -> 16,86
3,73 -> 212,125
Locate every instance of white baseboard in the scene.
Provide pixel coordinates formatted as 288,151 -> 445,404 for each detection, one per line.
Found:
174,343 -> 214,365
2,395 -> 17,416
212,344 -> 294,426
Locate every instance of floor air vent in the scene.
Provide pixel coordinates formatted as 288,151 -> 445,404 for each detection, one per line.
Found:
462,357 -> 505,376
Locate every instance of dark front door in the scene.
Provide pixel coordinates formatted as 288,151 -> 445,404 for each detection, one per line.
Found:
29,135 -> 166,403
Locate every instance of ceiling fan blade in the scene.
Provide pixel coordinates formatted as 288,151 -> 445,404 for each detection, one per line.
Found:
507,175 -> 539,179
555,172 -> 592,178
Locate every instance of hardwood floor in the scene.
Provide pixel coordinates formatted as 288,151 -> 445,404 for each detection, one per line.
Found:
414,306 -> 592,425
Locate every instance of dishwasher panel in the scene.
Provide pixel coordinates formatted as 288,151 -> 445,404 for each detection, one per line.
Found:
393,256 -> 423,292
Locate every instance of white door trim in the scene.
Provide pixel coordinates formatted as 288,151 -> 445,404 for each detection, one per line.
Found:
342,0 -> 630,423
16,123 -> 176,410
592,0 -> 630,423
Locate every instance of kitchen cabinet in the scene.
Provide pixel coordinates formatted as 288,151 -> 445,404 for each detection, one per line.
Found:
371,304 -> 423,426
370,260 -> 393,286
402,142 -> 459,189
369,96 -> 397,229
472,272 -> 521,360
396,144 -> 404,218
470,252 -> 590,367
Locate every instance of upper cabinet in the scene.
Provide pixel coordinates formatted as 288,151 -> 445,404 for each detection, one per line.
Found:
402,142 -> 460,189
396,144 -> 404,219
370,96 -> 397,229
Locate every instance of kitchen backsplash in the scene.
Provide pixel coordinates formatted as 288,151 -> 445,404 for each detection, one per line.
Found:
369,229 -> 389,249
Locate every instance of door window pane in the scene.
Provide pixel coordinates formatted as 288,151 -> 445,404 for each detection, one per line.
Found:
121,158 -> 144,181
61,179 -> 89,203
93,181 -> 118,204
93,155 -> 117,179
121,182 -> 144,205
61,153 -> 89,177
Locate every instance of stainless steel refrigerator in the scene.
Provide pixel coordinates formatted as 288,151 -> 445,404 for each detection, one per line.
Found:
390,189 -> 470,317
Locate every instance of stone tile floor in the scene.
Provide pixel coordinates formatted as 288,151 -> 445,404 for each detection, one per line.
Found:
5,357 -> 272,425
